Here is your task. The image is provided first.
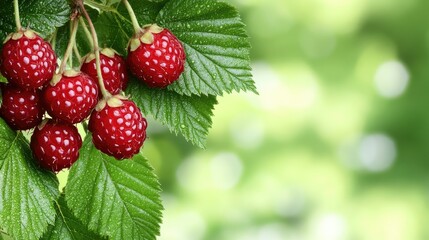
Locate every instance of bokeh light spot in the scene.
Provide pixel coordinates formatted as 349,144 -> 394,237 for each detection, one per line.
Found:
312,213 -> 347,240
374,60 -> 410,98
358,134 -> 397,172
210,152 -> 243,190
160,209 -> 207,240
176,156 -> 203,191
230,116 -> 265,150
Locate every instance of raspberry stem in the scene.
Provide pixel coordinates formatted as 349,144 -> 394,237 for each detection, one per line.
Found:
73,42 -> 82,60
50,29 -> 58,50
122,0 -> 142,34
78,1 -> 111,98
14,0 -> 22,31
79,18 -> 94,50
59,19 -> 79,73
69,21 -> 74,67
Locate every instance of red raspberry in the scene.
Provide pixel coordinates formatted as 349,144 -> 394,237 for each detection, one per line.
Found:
88,96 -> 147,160
81,48 -> 128,95
30,119 -> 82,172
127,24 -> 186,88
42,70 -> 99,124
0,29 -> 57,89
0,83 -> 45,130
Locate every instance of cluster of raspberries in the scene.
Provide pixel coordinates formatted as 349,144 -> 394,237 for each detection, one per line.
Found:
0,24 -> 185,172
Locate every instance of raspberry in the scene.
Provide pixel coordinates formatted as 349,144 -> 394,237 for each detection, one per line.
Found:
127,24 -> 186,88
81,48 -> 129,95
0,29 -> 57,89
88,96 -> 147,160
42,70 -> 99,124
0,83 -> 45,130
30,119 -> 82,172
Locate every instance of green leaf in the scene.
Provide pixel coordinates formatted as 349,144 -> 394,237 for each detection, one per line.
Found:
65,136 -> 163,240
0,0 -> 70,40
126,78 -> 217,148
158,0 -> 256,96
0,118 -> 59,240
42,195 -> 105,240
95,0 -> 255,96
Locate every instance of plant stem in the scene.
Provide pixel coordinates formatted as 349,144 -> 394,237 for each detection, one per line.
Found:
14,0 -> 22,31
78,1 -> 111,98
73,43 -> 82,61
69,21 -> 74,67
50,29 -> 58,50
69,52 -> 73,67
79,18 -> 94,50
122,0 -> 141,34
59,19 -> 79,73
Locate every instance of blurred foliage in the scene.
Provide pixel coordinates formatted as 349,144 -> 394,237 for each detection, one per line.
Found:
140,0 -> 429,239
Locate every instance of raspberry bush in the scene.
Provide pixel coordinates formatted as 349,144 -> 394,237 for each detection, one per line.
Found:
0,0 -> 255,239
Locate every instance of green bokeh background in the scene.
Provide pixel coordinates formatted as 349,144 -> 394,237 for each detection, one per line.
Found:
144,0 -> 429,239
